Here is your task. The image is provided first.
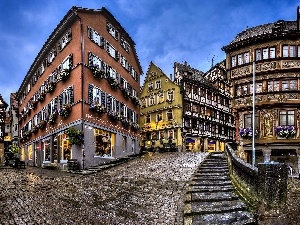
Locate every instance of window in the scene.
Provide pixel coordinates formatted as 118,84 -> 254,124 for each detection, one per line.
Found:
59,86 -> 74,106
155,80 -> 161,89
268,81 -> 280,92
237,54 -> 243,65
255,49 -> 261,61
149,94 -> 155,106
167,109 -> 173,121
256,47 -> 276,60
283,45 -> 297,57
157,112 -> 163,122
47,47 -> 57,65
58,28 -> 72,51
120,36 -> 130,53
145,114 -> 151,123
106,21 -> 118,40
58,134 -> 71,161
120,55 -> 130,71
167,90 -> 174,101
88,52 -> 106,70
244,52 -> 249,63
157,91 -> 164,103
268,80 -> 297,91
94,129 -> 113,157
88,26 -> 105,48
244,114 -> 258,128
231,56 -> 237,67
122,136 -> 127,152
106,41 -> 118,60
148,82 -> 153,91
59,54 -> 73,72
279,110 -> 295,126
232,52 -> 250,67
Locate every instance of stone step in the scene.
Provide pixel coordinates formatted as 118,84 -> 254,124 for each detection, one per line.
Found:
192,175 -> 230,181
187,184 -> 234,193
195,169 -> 229,174
199,163 -> 228,168
190,179 -> 232,186
184,199 -> 247,215
185,191 -> 239,203
184,211 -> 256,225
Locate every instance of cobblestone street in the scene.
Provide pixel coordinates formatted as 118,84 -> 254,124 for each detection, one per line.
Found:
0,152 -> 208,225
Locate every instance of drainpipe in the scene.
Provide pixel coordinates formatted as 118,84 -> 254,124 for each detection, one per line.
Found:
74,9 -> 85,169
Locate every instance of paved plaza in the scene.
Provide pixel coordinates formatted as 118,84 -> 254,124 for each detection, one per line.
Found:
0,152 -> 209,225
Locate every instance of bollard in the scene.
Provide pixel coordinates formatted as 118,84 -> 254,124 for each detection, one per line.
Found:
257,162 -> 288,225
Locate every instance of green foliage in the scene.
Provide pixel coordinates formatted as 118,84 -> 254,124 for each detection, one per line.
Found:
9,144 -> 20,154
65,127 -> 83,145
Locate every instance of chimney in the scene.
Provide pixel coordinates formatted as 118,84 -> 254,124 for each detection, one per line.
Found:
169,74 -> 173,81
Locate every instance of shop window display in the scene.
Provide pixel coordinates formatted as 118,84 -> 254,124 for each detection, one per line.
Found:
94,128 -> 113,157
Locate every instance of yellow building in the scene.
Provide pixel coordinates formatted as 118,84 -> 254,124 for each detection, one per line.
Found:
140,62 -> 183,151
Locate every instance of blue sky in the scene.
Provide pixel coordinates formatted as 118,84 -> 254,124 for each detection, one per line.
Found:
0,0 -> 299,106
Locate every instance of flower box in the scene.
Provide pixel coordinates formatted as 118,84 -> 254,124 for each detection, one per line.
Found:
239,128 -> 259,139
58,69 -> 70,81
48,111 -> 58,124
91,65 -> 106,79
131,122 -> 140,131
90,104 -> 106,114
275,125 -> 296,138
108,110 -> 121,120
131,96 -> 140,105
38,120 -> 47,129
59,104 -> 72,118
109,78 -> 119,89
46,81 -> 56,93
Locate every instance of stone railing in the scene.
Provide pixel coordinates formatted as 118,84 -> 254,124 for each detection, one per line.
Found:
226,143 -> 258,207
226,143 -> 289,224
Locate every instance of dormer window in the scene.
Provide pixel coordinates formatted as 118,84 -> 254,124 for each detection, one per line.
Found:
148,83 -> 153,91
155,80 -> 161,89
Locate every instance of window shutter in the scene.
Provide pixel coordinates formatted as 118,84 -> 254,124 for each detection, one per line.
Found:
107,95 -> 112,111
88,84 -> 93,104
101,92 -> 106,106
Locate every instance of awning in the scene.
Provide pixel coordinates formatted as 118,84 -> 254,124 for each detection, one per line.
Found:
186,138 -> 195,143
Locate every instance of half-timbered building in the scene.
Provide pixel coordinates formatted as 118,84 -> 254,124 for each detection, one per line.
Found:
174,61 -> 235,152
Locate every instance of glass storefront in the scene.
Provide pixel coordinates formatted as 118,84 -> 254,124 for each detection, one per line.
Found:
94,128 -> 115,157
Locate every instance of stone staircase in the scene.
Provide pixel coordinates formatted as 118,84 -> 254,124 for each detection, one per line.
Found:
87,154 -> 140,172
183,152 -> 257,225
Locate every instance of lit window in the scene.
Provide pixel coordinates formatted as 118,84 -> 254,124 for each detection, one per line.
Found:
255,49 -> 261,61
231,56 -> 236,67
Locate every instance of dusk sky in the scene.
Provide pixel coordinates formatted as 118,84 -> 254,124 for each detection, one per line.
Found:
0,0 -> 299,106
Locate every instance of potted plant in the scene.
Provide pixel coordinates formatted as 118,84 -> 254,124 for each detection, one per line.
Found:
131,122 -> 140,131
58,68 -> 70,81
109,77 -> 119,89
64,127 -> 83,146
46,81 -> 56,93
48,111 -> 58,124
275,125 -> 296,138
31,125 -> 39,134
38,120 -> 47,129
131,96 -> 140,105
59,104 -> 72,118
91,65 -> 106,79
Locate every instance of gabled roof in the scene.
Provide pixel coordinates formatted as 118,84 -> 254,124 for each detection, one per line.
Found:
17,6 -> 142,98
143,61 -> 171,83
174,61 -> 210,84
0,94 -> 8,109
204,60 -> 227,83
